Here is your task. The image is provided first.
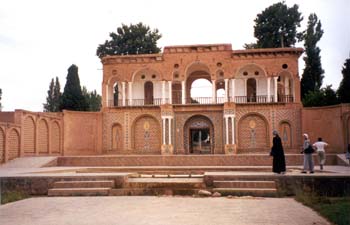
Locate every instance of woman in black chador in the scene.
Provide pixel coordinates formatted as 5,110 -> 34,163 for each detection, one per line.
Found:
270,130 -> 286,174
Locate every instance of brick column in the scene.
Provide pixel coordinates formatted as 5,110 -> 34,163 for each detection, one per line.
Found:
105,84 -> 109,107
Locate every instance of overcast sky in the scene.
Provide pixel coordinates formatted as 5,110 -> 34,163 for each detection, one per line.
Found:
1,0 -> 349,111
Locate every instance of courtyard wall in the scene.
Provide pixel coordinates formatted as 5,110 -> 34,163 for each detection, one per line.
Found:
302,104 -> 350,153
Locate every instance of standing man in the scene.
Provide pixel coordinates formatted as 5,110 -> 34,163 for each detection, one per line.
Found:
313,137 -> 328,171
301,133 -> 314,173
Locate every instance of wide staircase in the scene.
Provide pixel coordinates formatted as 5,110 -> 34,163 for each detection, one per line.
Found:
48,172 -> 278,197
205,172 -> 278,197
110,175 -> 205,196
48,180 -> 115,196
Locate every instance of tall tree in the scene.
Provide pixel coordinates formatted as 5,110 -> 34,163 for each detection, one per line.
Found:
60,64 -> 88,111
53,77 -> 61,111
43,77 -> 62,112
0,88 -> 2,111
43,78 -> 55,112
337,57 -> 350,103
96,22 -> 162,58
82,86 -> 102,112
245,2 -> 303,48
301,13 -> 324,99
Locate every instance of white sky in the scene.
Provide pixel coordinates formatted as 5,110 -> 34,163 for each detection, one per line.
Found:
0,0 -> 349,111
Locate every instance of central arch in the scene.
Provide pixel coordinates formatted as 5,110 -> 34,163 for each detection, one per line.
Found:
183,115 -> 214,154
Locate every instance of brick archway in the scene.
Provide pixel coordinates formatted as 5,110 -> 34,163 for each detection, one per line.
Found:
8,128 -> 20,160
38,119 -> 49,154
238,113 -> 269,152
132,115 -> 161,154
279,121 -> 292,148
183,115 -> 214,154
23,116 -> 35,154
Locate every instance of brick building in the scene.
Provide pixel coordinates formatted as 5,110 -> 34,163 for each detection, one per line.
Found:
101,44 -> 303,155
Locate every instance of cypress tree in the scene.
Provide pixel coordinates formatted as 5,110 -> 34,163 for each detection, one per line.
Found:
60,64 -> 88,111
301,13 -> 324,99
43,78 -> 55,112
337,57 -> 350,103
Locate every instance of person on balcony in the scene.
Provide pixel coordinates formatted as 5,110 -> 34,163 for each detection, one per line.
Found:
270,130 -> 286,174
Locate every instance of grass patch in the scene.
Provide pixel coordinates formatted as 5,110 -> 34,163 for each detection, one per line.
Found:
1,191 -> 30,204
295,193 -> 350,225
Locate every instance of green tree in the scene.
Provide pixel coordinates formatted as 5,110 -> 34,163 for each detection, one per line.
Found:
43,78 -> 55,112
0,88 -> 2,111
303,85 -> 339,107
245,1 -> 303,49
60,64 -> 88,111
53,77 -> 62,111
96,22 -> 162,58
301,13 -> 324,99
337,57 -> 350,103
82,86 -> 102,112
44,77 -> 62,112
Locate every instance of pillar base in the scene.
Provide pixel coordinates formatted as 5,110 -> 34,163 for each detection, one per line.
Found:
161,144 -> 174,155
224,144 -> 237,154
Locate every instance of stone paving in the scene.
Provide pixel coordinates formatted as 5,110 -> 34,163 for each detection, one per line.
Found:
0,196 -> 330,225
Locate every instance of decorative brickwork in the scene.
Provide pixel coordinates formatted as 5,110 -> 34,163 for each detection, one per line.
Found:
132,115 -> 161,154
238,113 -> 269,152
0,128 -> 4,163
51,121 -> 61,154
175,109 -> 223,154
8,128 -> 20,160
37,119 -> 49,154
23,116 -> 35,154
111,123 -> 123,150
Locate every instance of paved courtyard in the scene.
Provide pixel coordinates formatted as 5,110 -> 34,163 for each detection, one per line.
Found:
0,196 -> 329,225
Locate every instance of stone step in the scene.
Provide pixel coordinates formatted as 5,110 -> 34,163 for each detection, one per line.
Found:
124,178 -> 205,189
213,180 -> 275,189
48,188 -> 110,196
110,188 -> 199,196
212,188 -> 277,197
53,180 -> 115,189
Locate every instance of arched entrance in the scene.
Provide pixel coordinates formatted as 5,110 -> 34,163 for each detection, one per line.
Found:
144,81 -> 154,105
183,115 -> 214,154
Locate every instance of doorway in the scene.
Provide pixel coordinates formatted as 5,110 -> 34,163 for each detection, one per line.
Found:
190,128 -> 211,154
144,81 -> 154,105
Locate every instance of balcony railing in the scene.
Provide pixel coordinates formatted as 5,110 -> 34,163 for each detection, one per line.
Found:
108,95 -> 294,107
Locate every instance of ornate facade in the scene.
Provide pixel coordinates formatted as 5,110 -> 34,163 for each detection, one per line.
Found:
101,44 -> 304,154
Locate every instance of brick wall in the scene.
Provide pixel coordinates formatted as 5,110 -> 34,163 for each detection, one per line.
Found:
51,121 -> 61,154
0,127 -> 4,163
8,129 -> 20,160
23,116 -> 35,154
37,119 -> 49,154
